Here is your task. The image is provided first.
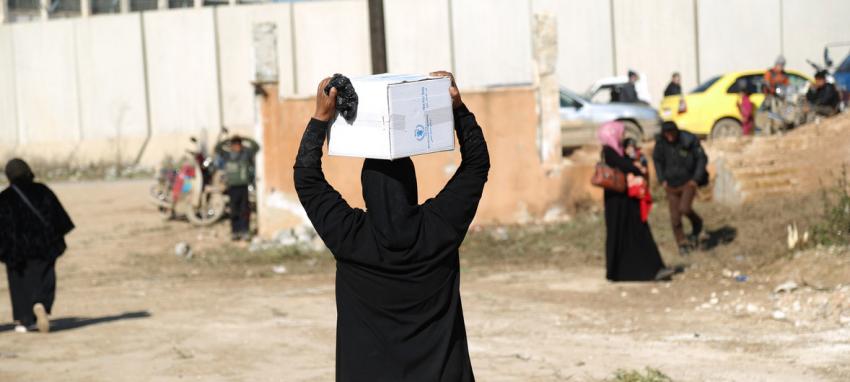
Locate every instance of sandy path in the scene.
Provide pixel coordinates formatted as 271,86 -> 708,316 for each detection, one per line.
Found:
1,180 -> 847,381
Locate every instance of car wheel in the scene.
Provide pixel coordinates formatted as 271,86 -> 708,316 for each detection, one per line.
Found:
620,120 -> 642,142
710,118 -> 742,140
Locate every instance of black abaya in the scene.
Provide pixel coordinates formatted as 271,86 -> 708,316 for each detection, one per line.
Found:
0,181 -> 74,325
294,104 -> 489,382
602,146 -> 665,281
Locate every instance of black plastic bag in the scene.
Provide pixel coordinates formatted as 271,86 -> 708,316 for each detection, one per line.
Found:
324,73 -> 358,123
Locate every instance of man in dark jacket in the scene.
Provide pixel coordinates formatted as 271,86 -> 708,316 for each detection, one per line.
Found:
215,135 -> 260,241
0,159 -> 75,333
294,71 -> 488,381
805,70 -> 841,119
653,121 -> 707,255
618,70 -> 640,103
664,72 -> 682,97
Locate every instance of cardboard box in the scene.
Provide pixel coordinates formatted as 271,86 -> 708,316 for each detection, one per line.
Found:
328,74 -> 455,160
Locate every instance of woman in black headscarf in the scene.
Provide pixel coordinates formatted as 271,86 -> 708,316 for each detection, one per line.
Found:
294,72 -> 489,381
0,159 -> 75,333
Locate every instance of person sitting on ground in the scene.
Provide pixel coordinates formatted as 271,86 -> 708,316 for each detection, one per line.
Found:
293,71 -> 488,381
0,159 -> 75,333
805,69 -> 841,120
215,135 -> 260,241
664,72 -> 682,97
652,121 -> 708,256
599,123 -> 672,282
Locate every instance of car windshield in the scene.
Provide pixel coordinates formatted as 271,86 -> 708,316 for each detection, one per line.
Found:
691,76 -> 721,93
838,54 -> 850,73
559,89 -> 587,107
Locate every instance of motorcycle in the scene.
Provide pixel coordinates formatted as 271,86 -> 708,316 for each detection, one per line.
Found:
755,82 -> 807,135
149,127 -> 230,226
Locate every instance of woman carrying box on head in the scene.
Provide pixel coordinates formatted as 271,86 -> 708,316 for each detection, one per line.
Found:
293,72 -> 488,381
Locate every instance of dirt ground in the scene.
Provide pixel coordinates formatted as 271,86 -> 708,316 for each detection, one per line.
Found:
1,180 -> 849,382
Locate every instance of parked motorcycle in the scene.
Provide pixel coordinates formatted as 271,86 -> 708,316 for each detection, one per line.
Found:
149,128 -> 230,226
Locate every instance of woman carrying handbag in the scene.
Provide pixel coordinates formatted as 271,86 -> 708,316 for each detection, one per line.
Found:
594,122 -> 673,282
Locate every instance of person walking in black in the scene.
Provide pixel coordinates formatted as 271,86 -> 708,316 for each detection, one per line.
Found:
294,71 -> 488,381
653,121 -> 708,255
0,159 -> 75,333
598,122 -> 671,282
215,135 -> 260,241
664,72 -> 682,97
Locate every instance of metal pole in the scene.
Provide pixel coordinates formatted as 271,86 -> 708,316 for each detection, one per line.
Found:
134,12 -> 154,165
367,0 -> 387,74
0,0 -> 8,24
80,0 -> 91,17
120,0 -> 130,13
40,0 -> 50,20
608,0 -> 617,75
194,0 -> 203,9
158,0 -> 168,10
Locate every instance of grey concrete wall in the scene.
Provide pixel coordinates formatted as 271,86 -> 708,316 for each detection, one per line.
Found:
532,0 -> 614,94
697,0 -> 782,82
0,26 -> 17,152
3,0 -> 850,168
291,0 -> 371,95
383,0 -> 452,74
451,0 -> 533,88
782,0 -> 850,73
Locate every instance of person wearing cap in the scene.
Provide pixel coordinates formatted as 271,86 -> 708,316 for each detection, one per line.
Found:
652,122 -> 708,256
215,135 -> 260,241
0,159 -> 75,333
618,70 -> 640,103
805,70 -> 841,120
763,55 -> 789,95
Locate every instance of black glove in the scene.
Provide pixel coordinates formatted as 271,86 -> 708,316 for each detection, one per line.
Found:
324,73 -> 358,123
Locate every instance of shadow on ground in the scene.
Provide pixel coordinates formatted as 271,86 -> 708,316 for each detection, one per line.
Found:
0,311 -> 152,333
701,225 -> 738,251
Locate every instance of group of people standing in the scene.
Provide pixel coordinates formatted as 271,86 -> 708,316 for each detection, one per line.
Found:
599,120 -> 707,282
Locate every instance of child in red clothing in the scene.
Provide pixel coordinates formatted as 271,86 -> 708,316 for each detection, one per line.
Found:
737,81 -> 755,135
624,139 -> 653,222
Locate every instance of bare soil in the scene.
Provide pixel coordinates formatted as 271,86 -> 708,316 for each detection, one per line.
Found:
1,180 -> 849,382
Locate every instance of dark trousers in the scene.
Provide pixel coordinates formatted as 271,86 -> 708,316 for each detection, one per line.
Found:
228,185 -> 251,235
666,183 -> 702,245
6,258 -> 56,326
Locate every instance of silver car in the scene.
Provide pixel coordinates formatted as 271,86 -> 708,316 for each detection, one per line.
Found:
560,87 -> 661,147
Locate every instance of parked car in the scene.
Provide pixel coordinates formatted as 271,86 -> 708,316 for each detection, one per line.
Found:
560,87 -> 661,147
660,69 -> 812,139
585,72 -> 653,105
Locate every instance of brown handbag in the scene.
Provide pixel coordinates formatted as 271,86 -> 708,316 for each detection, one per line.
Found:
590,153 -> 626,193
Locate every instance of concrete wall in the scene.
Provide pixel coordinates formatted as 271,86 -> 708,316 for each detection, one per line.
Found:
697,0 -> 782,82
451,0 -> 533,88
782,0 -> 850,73
3,0 -> 850,168
383,0 -> 452,74
74,14 -> 148,161
291,0 -> 371,95
532,0 -> 614,94
0,26 -> 17,152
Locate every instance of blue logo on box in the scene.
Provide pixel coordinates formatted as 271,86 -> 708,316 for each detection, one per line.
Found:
415,125 -> 426,141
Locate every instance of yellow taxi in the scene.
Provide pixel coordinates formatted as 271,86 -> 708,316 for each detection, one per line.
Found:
660,69 -> 812,139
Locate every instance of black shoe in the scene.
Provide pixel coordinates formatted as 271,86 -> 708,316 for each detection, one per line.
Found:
655,267 -> 676,281
691,220 -> 703,241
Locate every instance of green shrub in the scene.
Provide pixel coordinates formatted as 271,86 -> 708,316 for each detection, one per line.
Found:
812,166 -> 850,246
605,368 -> 673,382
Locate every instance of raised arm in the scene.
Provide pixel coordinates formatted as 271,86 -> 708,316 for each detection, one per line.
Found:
426,72 -> 490,235
294,78 -> 365,255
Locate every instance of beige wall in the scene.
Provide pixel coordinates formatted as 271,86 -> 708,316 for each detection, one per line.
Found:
258,86 -> 599,236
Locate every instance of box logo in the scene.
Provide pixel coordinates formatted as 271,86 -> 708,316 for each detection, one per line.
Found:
415,125 -> 426,141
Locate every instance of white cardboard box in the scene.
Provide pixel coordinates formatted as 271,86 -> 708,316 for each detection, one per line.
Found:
327,74 -> 455,160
